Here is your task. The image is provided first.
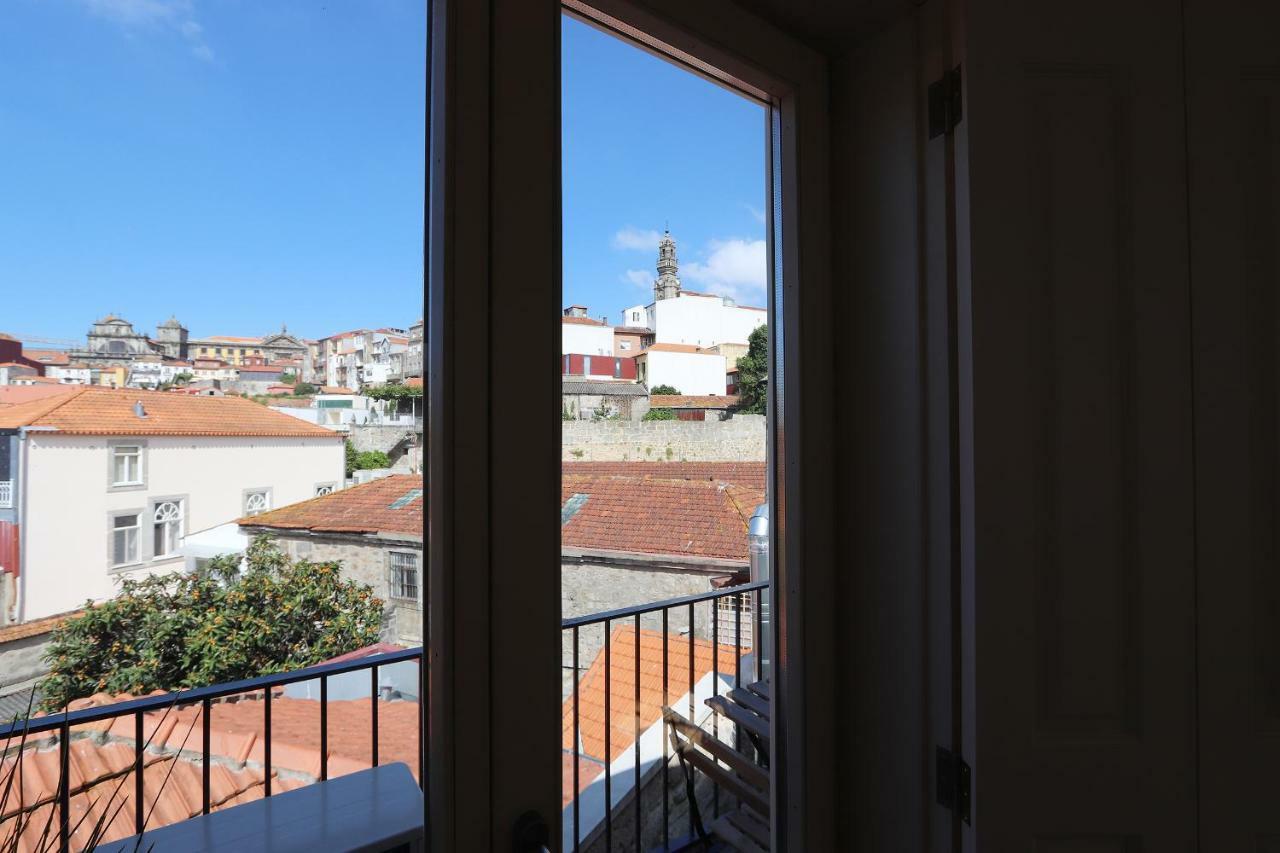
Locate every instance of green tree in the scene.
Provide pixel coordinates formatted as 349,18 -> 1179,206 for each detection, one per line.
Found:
354,450 -> 391,470
643,407 -> 677,421
649,384 -> 681,395
39,537 -> 383,711
365,383 -> 424,402
173,371 -> 194,386
293,382 -> 317,396
736,325 -> 768,415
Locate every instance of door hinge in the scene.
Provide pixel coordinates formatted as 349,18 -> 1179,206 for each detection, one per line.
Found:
935,746 -> 971,825
928,65 -> 963,139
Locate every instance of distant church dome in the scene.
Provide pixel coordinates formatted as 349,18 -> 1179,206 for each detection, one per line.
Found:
159,315 -> 185,329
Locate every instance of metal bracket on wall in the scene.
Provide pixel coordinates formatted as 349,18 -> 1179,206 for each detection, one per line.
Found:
928,65 -> 963,139
936,745 -> 972,825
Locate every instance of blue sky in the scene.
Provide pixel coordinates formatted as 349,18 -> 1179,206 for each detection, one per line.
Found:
0,3 -> 765,344
562,16 -> 768,319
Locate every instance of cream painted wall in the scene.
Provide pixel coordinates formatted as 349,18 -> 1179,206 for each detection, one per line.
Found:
652,295 -> 764,348
639,350 -> 727,395
20,433 -> 344,620
561,321 -> 614,355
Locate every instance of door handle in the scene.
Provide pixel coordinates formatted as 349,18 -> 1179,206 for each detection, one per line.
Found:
513,810 -> 550,853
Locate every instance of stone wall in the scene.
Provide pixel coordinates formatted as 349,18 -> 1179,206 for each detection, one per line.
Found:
562,562 -> 739,696
276,535 -> 423,646
561,415 -> 766,462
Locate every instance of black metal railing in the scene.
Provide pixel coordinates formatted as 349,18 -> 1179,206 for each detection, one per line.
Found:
0,646 -> 424,852
562,580 -> 767,853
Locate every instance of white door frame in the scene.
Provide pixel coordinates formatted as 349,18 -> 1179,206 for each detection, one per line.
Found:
428,1 -> 833,848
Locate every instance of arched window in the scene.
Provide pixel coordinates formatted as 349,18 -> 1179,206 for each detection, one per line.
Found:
107,340 -> 127,354
152,500 -> 182,558
244,491 -> 270,516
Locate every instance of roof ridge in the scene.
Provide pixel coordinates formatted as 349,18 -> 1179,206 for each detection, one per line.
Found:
11,386 -> 90,425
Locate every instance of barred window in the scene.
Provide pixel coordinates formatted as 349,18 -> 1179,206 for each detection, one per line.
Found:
389,551 -> 420,601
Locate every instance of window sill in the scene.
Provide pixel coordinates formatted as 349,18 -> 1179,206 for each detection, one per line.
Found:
108,561 -> 144,574
107,483 -> 147,493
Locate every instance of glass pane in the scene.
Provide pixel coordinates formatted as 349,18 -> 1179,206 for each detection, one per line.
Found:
562,15 -> 771,849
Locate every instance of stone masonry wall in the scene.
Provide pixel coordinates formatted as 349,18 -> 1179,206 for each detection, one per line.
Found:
562,562 -> 737,697
277,535 -> 423,646
561,415 -> 765,462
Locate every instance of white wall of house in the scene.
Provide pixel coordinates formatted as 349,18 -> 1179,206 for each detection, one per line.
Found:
561,322 -> 614,356
46,366 -> 93,385
18,434 -> 344,620
651,295 -> 765,348
637,350 -> 727,395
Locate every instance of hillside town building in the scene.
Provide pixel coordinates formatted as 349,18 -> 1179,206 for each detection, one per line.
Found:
0,387 -> 343,624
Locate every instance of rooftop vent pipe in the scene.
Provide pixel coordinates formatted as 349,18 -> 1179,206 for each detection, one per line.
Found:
133,401 -> 147,418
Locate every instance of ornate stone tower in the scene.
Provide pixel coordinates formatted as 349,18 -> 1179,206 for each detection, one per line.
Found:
654,230 -> 682,301
155,315 -> 189,359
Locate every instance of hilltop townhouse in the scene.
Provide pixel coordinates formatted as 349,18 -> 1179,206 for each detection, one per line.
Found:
233,475 -> 425,646
0,387 -> 343,624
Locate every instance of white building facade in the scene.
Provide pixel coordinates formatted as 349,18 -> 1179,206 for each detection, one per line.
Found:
0,388 -> 343,623
635,346 -> 728,395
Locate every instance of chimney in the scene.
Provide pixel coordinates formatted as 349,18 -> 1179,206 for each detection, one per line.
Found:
133,400 -> 147,419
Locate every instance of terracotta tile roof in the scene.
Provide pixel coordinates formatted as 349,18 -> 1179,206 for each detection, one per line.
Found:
648,395 -> 739,409
241,476 -> 423,539
612,326 -> 652,334
405,378 -> 423,389
0,689 -> 421,850
561,475 -> 762,562
561,461 -> 766,493
20,350 -> 70,366
0,610 -> 82,644
0,386 -> 78,408
198,336 -> 262,344
318,386 -> 355,395
0,387 -> 339,438
636,343 -> 716,355
562,625 -> 744,774
0,363 -> 36,370
561,316 -> 609,327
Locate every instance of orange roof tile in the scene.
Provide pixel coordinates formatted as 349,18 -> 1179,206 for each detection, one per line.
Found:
0,610 -> 82,644
0,386 -> 78,408
561,316 -> 609,327
0,387 -> 340,438
318,386 -> 355,395
563,625 -> 745,773
198,336 -> 262,344
561,475 -> 761,562
20,349 -> 70,366
405,378 -> 423,389
648,394 -> 739,409
635,343 -> 712,355
561,461 -> 766,493
241,476 -> 423,539
1,689 -> 420,849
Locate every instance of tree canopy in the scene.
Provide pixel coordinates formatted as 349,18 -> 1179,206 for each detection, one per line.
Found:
649,384 -> 681,396
736,325 -> 768,415
365,383 -> 423,401
39,538 -> 383,711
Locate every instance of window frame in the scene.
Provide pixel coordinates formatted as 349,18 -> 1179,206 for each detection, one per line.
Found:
107,440 -> 147,491
106,508 -> 143,571
314,482 -> 338,496
242,486 -> 273,517
146,494 -> 188,561
388,550 -> 421,602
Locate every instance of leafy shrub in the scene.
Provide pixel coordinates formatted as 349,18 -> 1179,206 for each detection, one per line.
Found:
643,408 -> 676,421
354,450 -> 391,470
649,384 -> 681,395
39,537 -> 383,711
292,381 -> 317,396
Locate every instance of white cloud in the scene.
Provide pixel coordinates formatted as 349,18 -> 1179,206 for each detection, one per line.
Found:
612,226 -> 662,252
744,204 -> 767,225
81,0 -> 214,62
621,269 -> 652,290
682,238 -> 768,302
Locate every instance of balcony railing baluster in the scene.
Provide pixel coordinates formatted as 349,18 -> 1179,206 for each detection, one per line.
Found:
604,620 -> 612,852
202,697 -> 212,815
573,624 -> 580,853
320,675 -> 329,782
135,711 -> 145,834
661,607 -> 669,852
264,685 -> 273,798
634,612 -> 641,853
371,665 -> 380,767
